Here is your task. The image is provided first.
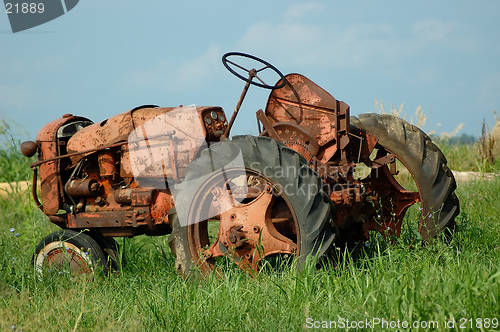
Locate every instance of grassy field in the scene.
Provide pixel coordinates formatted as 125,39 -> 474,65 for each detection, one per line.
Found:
1,131 -> 499,331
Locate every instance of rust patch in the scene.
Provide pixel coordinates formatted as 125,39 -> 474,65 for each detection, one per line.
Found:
264,73 -> 351,163
35,115 -> 91,214
206,185 -> 296,272
150,190 -> 173,225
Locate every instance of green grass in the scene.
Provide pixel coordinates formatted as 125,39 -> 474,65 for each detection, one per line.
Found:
436,141 -> 500,173
0,121 -> 34,184
1,134 -> 500,331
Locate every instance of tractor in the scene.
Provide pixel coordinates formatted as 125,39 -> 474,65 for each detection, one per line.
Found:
21,52 -> 459,276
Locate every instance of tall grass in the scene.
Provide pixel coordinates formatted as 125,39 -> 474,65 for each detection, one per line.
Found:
0,120 -> 34,183
376,98 -> 500,173
1,179 -> 499,331
1,122 -> 499,331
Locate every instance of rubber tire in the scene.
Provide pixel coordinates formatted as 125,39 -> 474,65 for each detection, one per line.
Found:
350,113 -> 460,240
34,229 -> 108,276
86,231 -> 124,270
169,135 -> 337,275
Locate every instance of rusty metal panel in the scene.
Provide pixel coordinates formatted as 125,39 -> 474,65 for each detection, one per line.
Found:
150,190 -> 173,225
258,114 -> 320,162
36,114 -> 91,143
98,151 -> 117,178
67,209 -> 151,228
120,144 -> 133,178
66,110 -> 135,164
114,187 -> 154,206
121,106 -> 218,179
36,114 -> 91,215
126,106 -> 208,180
39,142 -> 59,215
265,74 -> 349,147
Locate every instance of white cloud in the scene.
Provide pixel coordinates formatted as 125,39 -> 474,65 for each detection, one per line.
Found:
284,3 -> 326,21
411,18 -> 481,53
413,18 -> 456,42
235,20 -> 403,69
176,45 -> 221,85
236,21 -> 322,62
235,7 -> 479,72
120,45 -> 222,93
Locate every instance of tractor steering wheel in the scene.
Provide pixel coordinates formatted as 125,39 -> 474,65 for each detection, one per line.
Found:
222,52 -> 286,90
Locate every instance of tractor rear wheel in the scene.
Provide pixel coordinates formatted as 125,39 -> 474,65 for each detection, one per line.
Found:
350,113 -> 459,240
168,135 -> 337,275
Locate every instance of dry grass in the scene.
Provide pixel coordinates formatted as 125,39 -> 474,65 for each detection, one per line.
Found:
374,97 -> 466,139
480,119 -> 495,165
488,111 -> 500,161
374,98 -> 434,133
375,98 -> 500,173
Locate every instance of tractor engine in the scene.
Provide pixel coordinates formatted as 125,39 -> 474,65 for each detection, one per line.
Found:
27,105 -> 228,238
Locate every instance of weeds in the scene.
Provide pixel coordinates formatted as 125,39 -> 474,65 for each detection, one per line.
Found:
375,100 -> 500,173
1,118 -> 499,331
1,176 -> 499,331
480,118 -> 496,165
0,120 -> 34,183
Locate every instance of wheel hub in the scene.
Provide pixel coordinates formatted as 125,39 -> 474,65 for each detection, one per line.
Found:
206,184 -> 296,271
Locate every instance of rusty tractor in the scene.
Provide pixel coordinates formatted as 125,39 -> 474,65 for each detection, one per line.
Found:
22,52 -> 459,276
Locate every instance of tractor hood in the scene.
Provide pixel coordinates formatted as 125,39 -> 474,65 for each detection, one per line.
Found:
66,105 -> 216,164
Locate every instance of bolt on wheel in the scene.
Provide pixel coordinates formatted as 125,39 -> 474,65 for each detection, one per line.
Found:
169,136 -> 337,276
186,169 -> 300,274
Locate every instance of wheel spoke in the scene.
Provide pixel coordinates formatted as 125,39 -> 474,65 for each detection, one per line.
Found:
352,114 -> 459,240
187,171 -> 299,273
225,59 -> 250,73
256,65 -> 270,73
222,52 -> 286,89
211,182 -> 295,271
361,149 -> 421,238
253,74 -> 267,86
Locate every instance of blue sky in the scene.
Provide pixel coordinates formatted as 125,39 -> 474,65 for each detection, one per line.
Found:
1,0 -> 499,140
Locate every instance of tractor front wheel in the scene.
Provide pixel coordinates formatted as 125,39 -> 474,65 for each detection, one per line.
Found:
34,229 -> 107,277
